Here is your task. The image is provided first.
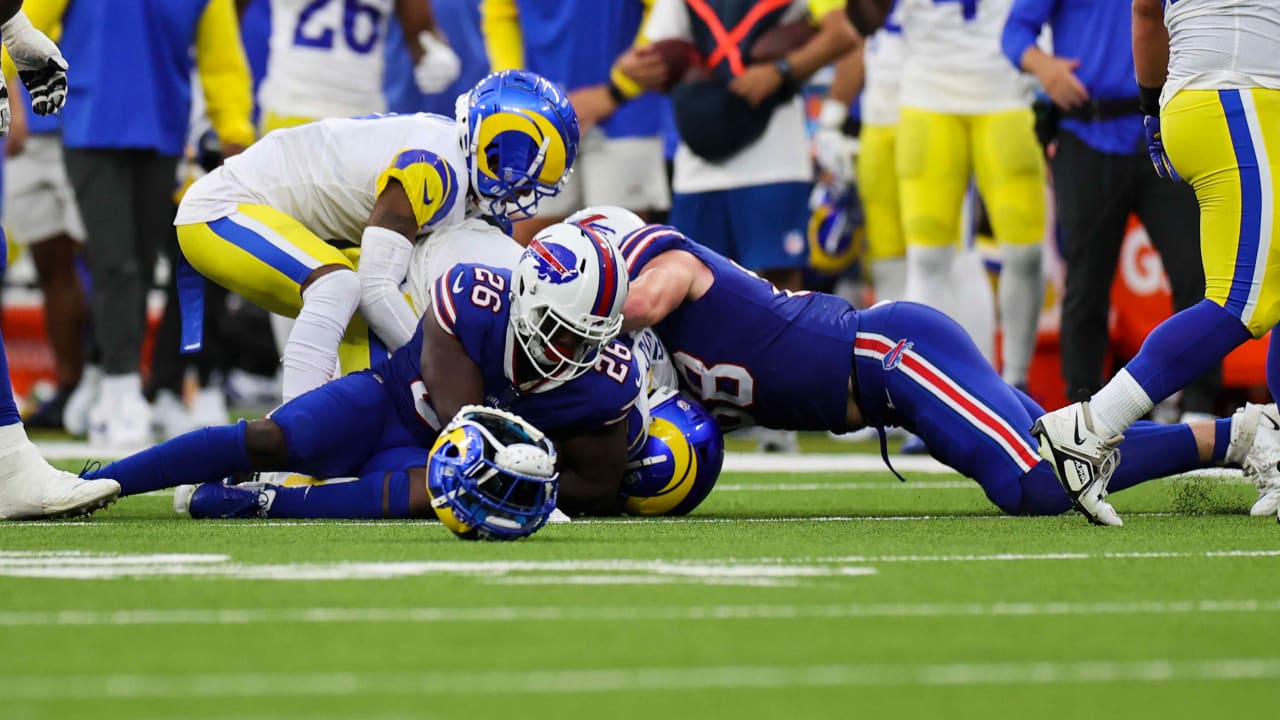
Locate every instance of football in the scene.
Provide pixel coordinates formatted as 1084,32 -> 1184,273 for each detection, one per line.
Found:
749,20 -> 817,62
649,38 -> 704,91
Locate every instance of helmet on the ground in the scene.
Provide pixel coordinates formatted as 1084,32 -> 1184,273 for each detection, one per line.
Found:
622,389 -> 724,516
426,406 -> 559,540
510,223 -> 629,383
566,206 -> 647,247
456,70 -> 579,220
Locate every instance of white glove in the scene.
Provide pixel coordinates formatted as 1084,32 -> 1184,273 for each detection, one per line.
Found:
414,31 -> 462,95
813,97 -> 857,185
2,12 -> 68,116
814,128 -> 860,186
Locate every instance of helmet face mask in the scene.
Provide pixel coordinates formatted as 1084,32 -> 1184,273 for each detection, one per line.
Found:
427,406 -> 559,541
457,70 -> 580,221
510,224 -> 629,384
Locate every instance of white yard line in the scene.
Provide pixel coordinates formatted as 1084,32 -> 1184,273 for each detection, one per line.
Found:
1,599 -> 1277,629
2,658 -> 1279,699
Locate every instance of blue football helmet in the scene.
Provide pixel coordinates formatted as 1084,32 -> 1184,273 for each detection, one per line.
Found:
622,389 -> 725,516
807,182 -> 866,275
456,70 -> 580,220
426,406 -> 559,541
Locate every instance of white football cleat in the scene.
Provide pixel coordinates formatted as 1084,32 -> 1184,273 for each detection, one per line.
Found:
189,387 -> 230,428
0,442 -> 119,520
89,386 -> 153,450
1237,403 -> 1280,517
62,364 -> 102,437
755,428 -> 799,454
1031,401 -> 1124,526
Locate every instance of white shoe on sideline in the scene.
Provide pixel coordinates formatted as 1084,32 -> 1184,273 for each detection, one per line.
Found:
1031,402 -> 1124,526
0,442 -> 120,519
754,428 -> 799,454
151,390 -> 199,439
89,386 -> 153,451
190,387 -> 230,427
62,365 -> 102,437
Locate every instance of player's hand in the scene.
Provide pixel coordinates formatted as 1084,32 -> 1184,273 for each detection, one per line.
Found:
3,15 -> 68,115
615,46 -> 667,92
414,31 -> 461,94
1144,115 -> 1182,182
729,64 -> 783,107
814,128 -> 858,186
568,86 -> 616,134
1035,56 -> 1088,110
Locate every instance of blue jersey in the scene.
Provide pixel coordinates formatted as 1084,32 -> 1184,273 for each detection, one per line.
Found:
620,226 -> 860,433
377,263 -> 643,441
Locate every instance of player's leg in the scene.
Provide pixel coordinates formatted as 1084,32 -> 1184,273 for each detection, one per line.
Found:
177,203 -> 360,401
972,107 -> 1047,387
1038,90 -> 1280,485
897,107 -> 969,311
0,227 -> 120,519
858,123 -> 906,301
1052,130 -> 1133,402
83,371 -> 393,497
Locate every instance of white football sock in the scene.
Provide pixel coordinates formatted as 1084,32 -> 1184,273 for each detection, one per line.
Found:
998,243 -> 1044,386
904,244 -> 953,310
282,270 -> 361,402
948,248 -> 996,363
0,423 -> 30,457
869,257 -> 907,303
1090,369 -> 1154,438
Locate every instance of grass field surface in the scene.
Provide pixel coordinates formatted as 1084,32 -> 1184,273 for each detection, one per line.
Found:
1,441 -> 1277,719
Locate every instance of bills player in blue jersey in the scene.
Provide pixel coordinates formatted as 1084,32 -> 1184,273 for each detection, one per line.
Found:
83,223 -> 643,519
608,214 -> 1280,518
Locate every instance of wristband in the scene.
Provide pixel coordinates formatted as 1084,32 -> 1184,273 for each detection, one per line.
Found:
1139,85 -> 1163,116
607,81 -> 628,105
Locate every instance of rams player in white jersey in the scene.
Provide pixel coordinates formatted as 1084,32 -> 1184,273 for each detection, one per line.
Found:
174,70 -> 579,402
894,0 -> 1045,388
1035,0 -> 1280,525
258,0 -> 461,133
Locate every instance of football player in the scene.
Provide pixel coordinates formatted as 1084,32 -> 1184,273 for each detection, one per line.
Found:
85,223 -> 641,518
1034,0 -> 1280,525
0,1 -> 121,520
257,0 -> 460,134
602,212 -> 1280,518
174,69 -> 579,402
893,0 -> 1046,388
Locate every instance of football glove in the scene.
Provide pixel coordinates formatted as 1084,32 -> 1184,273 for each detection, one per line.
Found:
414,31 -> 461,95
1144,115 -> 1181,182
813,97 -> 857,186
2,13 -> 68,116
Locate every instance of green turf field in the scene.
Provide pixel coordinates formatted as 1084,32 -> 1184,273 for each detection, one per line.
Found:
1,447 -> 1278,719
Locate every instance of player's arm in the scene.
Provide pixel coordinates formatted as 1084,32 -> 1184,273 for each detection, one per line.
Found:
365,150 -> 461,349
622,250 -> 709,332
844,0 -> 895,36
1132,0 -> 1169,103
813,45 -> 862,184
398,0 -> 460,94
418,305 -> 485,424
194,0 -> 254,156
1005,0 -> 1088,111
729,3 -> 859,107
554,421 -> 630,516
479,0 -> 524,71
569,0 -> 666,132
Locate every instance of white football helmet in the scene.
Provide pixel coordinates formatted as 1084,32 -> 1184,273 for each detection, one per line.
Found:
565,206 -> 646,247
510,223 -> 629,382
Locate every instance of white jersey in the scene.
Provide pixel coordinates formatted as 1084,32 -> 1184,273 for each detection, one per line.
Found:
896,0 -> 1033,115
176,114 -> 474,243
862,24 -> 905,127
1163,0 -> 1280,104
405,219 -> 523,315
260,0 -> 396,119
